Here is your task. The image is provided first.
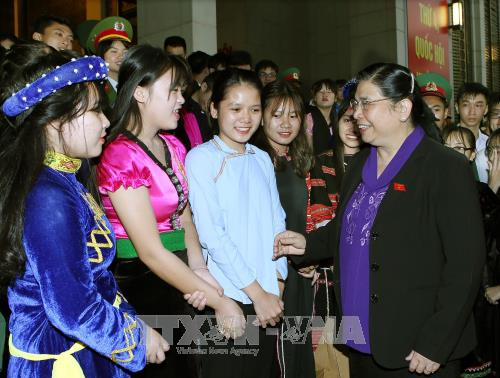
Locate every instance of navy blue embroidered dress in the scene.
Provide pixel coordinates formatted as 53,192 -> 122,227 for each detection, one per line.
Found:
7,152 -> 146,377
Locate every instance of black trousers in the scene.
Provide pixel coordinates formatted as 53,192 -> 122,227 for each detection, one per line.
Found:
349,349 -> 460,378
113,250 -> 200,378
200,302 -> 278,378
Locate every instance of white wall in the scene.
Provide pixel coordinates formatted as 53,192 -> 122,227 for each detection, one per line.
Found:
136,0 -> 405,90
137,0 -> 217,54
217,0 -> 402,91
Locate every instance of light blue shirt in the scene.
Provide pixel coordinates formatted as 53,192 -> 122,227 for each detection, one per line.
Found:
185,136 -> 288,304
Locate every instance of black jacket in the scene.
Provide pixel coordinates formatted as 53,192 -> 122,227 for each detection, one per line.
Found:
300,136 -> 485,368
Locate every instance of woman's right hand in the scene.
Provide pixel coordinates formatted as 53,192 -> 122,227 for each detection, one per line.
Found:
145,326 -> 170,364
215,297 -> 246,339
273,230 -> 306,259
252,290 -> 284,328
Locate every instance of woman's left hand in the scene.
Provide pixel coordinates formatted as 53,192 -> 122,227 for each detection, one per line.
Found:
405,350 -> 440,375
297,265 -> 320,285
193,268 -> 224,297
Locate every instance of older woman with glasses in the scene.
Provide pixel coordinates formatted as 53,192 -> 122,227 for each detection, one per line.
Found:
274,62 -> 485,377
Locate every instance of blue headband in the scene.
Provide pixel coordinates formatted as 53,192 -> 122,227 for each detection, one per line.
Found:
342,78 -> 358,101
2,56 -> 108,117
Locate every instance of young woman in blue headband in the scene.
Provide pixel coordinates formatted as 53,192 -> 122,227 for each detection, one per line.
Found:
0,45 -> 169,377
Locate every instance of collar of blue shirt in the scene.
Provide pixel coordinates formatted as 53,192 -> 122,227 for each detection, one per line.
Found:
212,135 -> 255,155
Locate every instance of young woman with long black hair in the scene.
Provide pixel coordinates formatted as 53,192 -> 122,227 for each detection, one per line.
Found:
0,45 -> 168,378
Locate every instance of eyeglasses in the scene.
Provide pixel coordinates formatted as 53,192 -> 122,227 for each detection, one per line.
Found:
444,144 -> 475,153
349,97 -> 395,112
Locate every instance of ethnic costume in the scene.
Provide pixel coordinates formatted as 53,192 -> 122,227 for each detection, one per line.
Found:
272,151 -> 340,378
97,132 -> 199,378
185,136 -> 288,378
7,152 -> 146,378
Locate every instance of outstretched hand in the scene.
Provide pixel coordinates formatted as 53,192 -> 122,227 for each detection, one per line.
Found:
273,230 -> 306,260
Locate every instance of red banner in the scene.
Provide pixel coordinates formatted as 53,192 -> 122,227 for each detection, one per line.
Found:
407,0 -> 449,79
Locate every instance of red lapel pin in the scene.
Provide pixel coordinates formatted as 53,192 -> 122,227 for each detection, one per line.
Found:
393,182 -> 406,192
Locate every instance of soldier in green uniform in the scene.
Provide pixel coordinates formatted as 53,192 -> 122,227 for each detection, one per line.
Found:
87,16 -> 133,108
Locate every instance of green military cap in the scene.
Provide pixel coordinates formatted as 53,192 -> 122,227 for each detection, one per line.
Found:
86,16 -> 133,54
416,72 -> 452,104
278,67 -> 301,81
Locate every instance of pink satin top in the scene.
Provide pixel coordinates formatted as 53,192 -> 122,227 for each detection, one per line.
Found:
97,133 -> 189,239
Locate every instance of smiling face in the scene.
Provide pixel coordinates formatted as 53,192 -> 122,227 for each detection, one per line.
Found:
211,83 -> 262,153
103,40 -> 128,80
353,80 -> 403,147
34,22 -> 73,51
337,107 -> 361,153
137,69 -> 185,132
47,85 -> 110,158
262,98 -> 301,153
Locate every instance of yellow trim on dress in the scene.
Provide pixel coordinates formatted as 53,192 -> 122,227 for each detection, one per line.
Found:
44,152 -> 81,173
81,193 -> 113,264
9,335 -> 86,378
8,293 -> 136,377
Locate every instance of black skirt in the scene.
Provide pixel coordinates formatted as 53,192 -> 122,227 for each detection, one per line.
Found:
113,250 -> 200,378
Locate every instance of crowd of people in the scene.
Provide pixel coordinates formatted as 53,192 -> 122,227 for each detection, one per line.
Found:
0,13 -> 499,378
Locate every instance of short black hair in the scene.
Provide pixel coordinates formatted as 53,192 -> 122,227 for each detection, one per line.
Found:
208,52 -> 227,71
255,59 -> 278,74
0,33 -> 18,44
311,78 -> 335,95
97,39 -> 131,59
163,35 -> 186,51
33,15 -> 73,35
333,79 -> 347,91
188,51 -> 210,75
228,50 -> 252,68
202,71 -> 221,91
456,82 -> 490,104
489,91 -> 500,110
